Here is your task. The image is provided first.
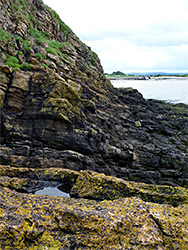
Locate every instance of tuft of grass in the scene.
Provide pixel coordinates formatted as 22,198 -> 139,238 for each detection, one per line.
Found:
42,63 -> 48,69
22,40 -> 31,51
18,51 -> 24,56
20,62 -> 32,70
29,26 -> 50,43
36,53 -> 46,60
45,46 -> 59,56
15,35 -> 23,42
48,40 -> 65,50
5,56 -> 20,68
5,55 -> 32,71
0,27 -> 12,43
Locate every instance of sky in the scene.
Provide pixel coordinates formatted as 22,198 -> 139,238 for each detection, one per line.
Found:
43,0 -> 188,73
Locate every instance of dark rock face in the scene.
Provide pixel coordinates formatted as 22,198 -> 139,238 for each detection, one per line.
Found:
0,0 -> 188,188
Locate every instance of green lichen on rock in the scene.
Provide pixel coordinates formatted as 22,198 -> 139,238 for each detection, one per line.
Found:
70,171 -> 188,206
0,165 -> 79,185
0,186 -> 187,249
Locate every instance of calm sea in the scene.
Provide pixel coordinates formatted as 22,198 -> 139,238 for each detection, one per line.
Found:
111,78 -> 188,104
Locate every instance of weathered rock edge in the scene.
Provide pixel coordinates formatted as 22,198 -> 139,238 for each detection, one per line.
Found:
70,170 -> 188,206
1,166 -> 187,207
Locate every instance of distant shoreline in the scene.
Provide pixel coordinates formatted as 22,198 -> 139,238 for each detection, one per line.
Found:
108,76 -> 188,81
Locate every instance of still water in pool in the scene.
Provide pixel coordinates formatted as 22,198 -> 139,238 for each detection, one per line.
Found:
35,186 -> 70,197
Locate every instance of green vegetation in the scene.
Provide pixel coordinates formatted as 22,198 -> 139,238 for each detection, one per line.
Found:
5,55 -> 31,71
0,0 -> 75,73
22,40 -> 31,52
105,71 -> 130,78
5,56 -> 20,68
45,46 -> 59,56
29,26 -> 70,61
29,26 -> 50,43
0,27 -> 12,42
36,53 -> 46,60
18,51 -> 24,56
20,62 -> 32,70
112,71 -> 127,76
42,63 -> 48,69
15,35 -> 23,42
46,41 -> 69,61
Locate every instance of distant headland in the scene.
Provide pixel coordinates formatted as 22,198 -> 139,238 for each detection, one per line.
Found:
105,70 -> 188,79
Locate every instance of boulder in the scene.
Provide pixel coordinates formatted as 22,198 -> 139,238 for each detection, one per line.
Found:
70,171 -> 188,206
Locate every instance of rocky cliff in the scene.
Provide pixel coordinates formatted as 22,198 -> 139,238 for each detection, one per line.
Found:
0,0 -> 188,249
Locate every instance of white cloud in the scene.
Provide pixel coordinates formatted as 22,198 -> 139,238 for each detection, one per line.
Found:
43,0 -> 188,72
87,38 -> 167,72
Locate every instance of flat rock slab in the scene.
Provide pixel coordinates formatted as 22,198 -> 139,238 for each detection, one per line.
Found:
70,170 -> 188,206
0,186 -> 188,249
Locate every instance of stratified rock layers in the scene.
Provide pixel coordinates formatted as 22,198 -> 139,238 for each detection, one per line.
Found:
1,0 -> 188,187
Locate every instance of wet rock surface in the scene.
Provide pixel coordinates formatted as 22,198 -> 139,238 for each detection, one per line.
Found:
0,0 -> 188,249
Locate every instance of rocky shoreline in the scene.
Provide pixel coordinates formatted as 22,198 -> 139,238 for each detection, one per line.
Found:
0,0 -> 188,249
1,173 -> 188,249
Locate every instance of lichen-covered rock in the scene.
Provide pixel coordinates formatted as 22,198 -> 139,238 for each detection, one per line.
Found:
0,186 -> 187,249
70,171 -> 188,206
0,165 -> 79,193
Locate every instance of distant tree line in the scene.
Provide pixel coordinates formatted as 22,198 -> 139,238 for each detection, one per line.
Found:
112,71 -> 126,76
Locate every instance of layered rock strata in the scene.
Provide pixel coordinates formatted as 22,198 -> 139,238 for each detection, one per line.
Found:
0,0 -> 188,187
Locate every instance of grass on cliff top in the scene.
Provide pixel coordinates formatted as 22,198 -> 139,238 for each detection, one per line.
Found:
1,1 -> 99,72
1,25 -> 70,71
5,0 -> 71,34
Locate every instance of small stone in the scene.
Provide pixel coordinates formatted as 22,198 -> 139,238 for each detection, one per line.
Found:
135,121 -> 142,127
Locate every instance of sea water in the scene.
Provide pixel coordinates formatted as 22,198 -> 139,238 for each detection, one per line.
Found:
111,78 -> 188,104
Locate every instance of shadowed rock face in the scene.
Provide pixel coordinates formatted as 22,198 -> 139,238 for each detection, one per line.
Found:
0,0 -> 188,249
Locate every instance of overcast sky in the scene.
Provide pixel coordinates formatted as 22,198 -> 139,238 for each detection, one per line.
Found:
43,0 -> 188,73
